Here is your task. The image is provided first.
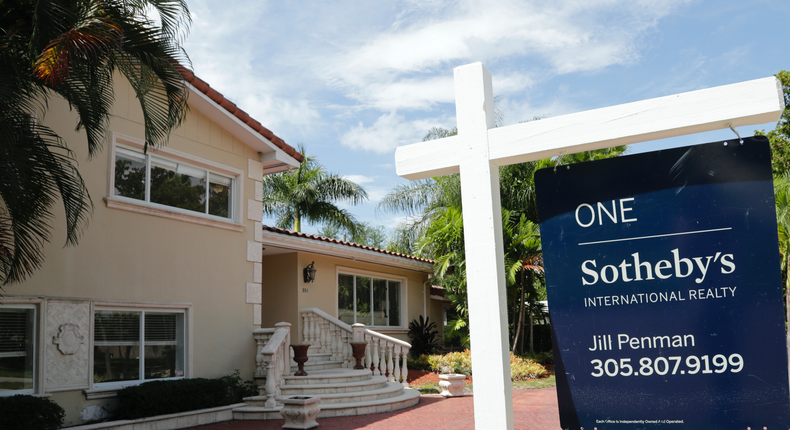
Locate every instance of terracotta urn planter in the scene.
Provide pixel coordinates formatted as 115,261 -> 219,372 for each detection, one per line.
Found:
349,342 -> 367,370
291,344 -> 310,376
439,374 -> 467,397
281,395 -> 321,429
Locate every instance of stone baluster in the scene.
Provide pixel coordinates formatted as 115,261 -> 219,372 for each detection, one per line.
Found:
343,331 -> 353,368
310,314 -> 318,346
264,356 -> 277,408
302,312 -> 310,344
393,345 -> 401,384
313,317 -> 322,351
320,319 -> 329,353
401,348 -> 409,387
379,339 -> 390,376
364,334 -> 372,370
328,326 -> 337,361
386,343 -> 394,381
371,337 -> 381,376
255,337 -> 265,378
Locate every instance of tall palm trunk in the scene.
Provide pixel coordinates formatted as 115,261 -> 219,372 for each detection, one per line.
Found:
529,307 -> 534,353
513,268 -> 527,352
293,208 -> 301,232
526,271 -> 534,354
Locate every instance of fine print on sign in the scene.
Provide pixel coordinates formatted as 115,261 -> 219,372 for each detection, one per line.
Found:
535,136 -> 790,429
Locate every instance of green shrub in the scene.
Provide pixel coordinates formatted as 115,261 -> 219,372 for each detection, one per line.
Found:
219,370 -> 258,402
427,350 -> 473,376
116,371 -> 256,419
519,350 -> 554,365
420,350 -> 548,381
510,353 -> 547,380
407,355 -> 432,371
0,395 -> 64,430
407,316 -> 443,357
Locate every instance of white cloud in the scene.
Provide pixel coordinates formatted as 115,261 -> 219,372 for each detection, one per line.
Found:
343,175 -> 375,184
314,0 -> 687,113
340,112 -> 449,153
183,0 -> 689,154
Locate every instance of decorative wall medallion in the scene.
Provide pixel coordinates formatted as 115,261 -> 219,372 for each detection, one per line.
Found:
52,323 -> 85,355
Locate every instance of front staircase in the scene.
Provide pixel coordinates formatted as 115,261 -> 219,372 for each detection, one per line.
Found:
233,309 -> 420,420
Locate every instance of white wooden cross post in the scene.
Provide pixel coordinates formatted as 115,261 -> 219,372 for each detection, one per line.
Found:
395,62 -> 784,430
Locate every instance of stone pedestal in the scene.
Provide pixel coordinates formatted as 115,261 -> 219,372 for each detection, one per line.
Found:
281,396 -> 320,429
439,374 -> 467,397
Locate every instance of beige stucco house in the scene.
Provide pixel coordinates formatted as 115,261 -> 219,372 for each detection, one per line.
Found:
258,226 -> 442,344
0,73 -> 443,426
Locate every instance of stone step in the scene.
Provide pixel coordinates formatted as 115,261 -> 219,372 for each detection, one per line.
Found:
302,351 -> 333,363
303,381 -> 406,405
315,388 -> 421,418
289,359 -> 344,372
280,375 -> 388,395
233,388 -> 421,421
240,395 -> 268,408
282,368 -> 372,386
232,405 -> 282,421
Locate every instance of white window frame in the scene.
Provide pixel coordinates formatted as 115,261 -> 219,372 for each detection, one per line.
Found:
86,301 -> 192,398
0,300 -> 42,397
105,132 -> 246,232
335,266 -> 407,329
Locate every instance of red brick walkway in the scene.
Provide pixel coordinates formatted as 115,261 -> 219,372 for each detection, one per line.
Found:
187,388 -> 561,430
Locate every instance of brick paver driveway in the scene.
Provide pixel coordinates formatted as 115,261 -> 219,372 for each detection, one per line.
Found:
187,387 -> 561,430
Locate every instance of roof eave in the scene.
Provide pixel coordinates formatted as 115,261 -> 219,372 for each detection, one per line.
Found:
260,231 -> 435,273
185,83 -> 301,172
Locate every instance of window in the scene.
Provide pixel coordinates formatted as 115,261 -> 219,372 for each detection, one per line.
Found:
93,310 -> 185,385
114,146 -> 234,219
338,273 -> 402,327
0,307 -> 35,395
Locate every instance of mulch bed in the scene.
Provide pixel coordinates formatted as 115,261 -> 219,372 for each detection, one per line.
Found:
407,370 -> 472,386
407,364 -> 554,387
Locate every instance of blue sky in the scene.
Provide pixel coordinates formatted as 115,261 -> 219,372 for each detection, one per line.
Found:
182,0 -> 788,235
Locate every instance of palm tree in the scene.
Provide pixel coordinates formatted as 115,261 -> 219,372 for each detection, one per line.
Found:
261,145 -> 368,234
0,0 -> 191,287
502,211 -> 543,353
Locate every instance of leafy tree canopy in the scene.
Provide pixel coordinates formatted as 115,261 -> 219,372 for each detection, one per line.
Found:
261,144 -> 368,234
317,222 -> 389,249
0,0 -> 191,287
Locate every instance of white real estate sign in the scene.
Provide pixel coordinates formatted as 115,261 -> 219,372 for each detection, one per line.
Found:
394,62 -> 784,430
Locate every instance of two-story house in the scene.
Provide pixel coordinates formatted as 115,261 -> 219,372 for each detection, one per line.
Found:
0,72 -> 443,426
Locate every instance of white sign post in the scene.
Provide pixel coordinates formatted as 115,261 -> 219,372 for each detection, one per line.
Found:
395,62 -> 784,430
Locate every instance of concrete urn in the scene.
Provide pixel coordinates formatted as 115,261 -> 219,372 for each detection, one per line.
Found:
281,395 -> 321,429
438,374 -> 467,397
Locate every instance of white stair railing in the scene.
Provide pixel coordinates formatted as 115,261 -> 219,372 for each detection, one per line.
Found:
253,322 -> 291,408
300,308 -> 411,386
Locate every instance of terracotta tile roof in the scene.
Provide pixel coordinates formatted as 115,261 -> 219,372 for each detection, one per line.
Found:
177,68 -> 304,163
261,225 -> 435,264
430,285 -> 446,297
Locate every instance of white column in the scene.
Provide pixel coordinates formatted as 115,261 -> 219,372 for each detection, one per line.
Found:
455,62 -> 513,430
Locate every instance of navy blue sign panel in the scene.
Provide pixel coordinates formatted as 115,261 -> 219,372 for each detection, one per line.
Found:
535,136 -> 790,430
